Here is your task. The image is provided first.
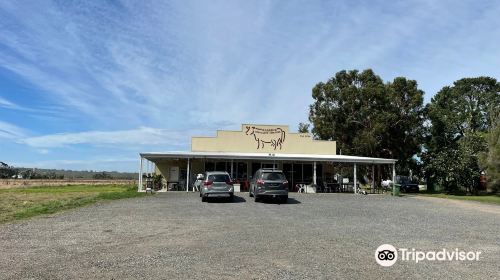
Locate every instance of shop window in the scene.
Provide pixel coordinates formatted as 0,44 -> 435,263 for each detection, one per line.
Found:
303,164 -> 313,183
236,162 -> 247,181
205,162 -> 215,172
215,162 -> 226,172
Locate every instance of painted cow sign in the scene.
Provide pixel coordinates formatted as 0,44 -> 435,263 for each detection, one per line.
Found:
245,126 -> 286,150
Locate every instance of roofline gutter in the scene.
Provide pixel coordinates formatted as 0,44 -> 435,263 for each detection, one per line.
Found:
139,152 -> 397,164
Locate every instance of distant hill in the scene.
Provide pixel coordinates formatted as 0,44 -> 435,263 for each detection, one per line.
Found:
2,163 -> 138,180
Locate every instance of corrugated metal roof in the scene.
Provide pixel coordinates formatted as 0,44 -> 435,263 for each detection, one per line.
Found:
140,151 -> 396,164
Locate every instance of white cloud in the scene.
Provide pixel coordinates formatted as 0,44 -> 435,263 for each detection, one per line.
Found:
37,149 -> 49,154
2,0 -> 499,130
0,121 -> 26,139
1,1 -> 500,171
0,97 -> 22,110
20,127 -> 210,148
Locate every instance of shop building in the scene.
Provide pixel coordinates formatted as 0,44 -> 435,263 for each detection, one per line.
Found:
138,124 -> 396,192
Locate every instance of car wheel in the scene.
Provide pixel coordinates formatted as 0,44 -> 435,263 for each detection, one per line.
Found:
280,196 -> 288,204
254,194 -> 259,202
229,194 -> 234,202
201,196 -> 206,202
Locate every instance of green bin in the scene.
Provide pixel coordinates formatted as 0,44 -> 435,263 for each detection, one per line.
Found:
392,183 -> 400,196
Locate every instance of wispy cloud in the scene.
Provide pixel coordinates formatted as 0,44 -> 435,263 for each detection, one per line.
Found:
0,121 -> 26,139
0,96 -> 23,110
20,127 -> 210,148
1,0 -> 499,170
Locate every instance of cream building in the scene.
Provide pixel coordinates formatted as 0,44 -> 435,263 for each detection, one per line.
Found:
139,124 -> 396,193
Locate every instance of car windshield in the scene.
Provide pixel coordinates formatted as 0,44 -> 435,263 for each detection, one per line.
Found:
208,174 -> 230,182
262,172 -> 285,180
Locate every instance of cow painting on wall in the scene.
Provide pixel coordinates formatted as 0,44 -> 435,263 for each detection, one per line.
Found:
245,126 -> 286,150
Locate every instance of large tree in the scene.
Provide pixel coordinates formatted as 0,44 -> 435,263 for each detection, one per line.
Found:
424,77 -> 500,193
480,112 -> 500,192
0,162 -> 18,179
307,69 -> 425,175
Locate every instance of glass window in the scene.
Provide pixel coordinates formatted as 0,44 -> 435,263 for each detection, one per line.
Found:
303,164 -> 313,183
205,162 -> 215,172
208,174 -> 230,182
262,172 -> 285,180
215,162 -> 226,171
236,162 -> 247,181
293,163 -> 302,183
251,162 -> 261,177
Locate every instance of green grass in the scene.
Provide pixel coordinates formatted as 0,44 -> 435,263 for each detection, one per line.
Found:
416,193 -> 500,205
0,184 -> 146,224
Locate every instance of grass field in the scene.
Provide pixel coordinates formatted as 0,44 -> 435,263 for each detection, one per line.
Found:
0,184 -> 145,224
416,193 -> 500,205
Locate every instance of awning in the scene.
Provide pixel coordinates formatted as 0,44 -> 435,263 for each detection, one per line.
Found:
140,151 -> 397,164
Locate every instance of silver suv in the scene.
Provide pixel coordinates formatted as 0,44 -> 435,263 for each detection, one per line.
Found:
199,171 -> 234,202
249,168 -> 288,203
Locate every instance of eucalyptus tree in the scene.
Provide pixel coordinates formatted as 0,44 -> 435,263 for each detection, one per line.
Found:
307,69 -> 425,176
423,77 -> 500,193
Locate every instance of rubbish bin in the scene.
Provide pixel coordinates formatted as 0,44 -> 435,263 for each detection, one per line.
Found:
392,183 -> 400,196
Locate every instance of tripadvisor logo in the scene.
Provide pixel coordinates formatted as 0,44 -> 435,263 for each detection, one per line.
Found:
375,244 -> 398,267
375,244 -> 482,267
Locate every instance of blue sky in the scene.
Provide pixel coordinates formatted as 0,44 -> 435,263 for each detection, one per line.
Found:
1,0 -> 499,172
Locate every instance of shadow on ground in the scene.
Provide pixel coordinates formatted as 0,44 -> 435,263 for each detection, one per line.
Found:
257,197 -> 301,204
206,195 -> 247,203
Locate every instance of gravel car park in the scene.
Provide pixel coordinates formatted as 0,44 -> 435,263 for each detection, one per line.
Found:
0,193 -> 499,279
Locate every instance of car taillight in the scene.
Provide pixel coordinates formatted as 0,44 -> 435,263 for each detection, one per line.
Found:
257,179 -> 264,186
283,180 -> 289,189
204,181 -> 213,187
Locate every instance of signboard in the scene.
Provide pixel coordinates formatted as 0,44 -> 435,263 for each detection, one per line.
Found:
245,126 -> 286,150
191,124 -> 336,155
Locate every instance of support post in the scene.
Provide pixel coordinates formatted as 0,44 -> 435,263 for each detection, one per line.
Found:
230,159 -> 234,179
372,165 -> 375,193
313,161 -> 317,185
392,162 -> 396,193
138,156 -> 143,192
354,163 -> 357,194
187,158 -> 190,193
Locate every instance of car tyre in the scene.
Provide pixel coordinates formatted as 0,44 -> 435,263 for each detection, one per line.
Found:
254,194 -> 260,202
201,196 -> 206,202
280,196 -> 288,204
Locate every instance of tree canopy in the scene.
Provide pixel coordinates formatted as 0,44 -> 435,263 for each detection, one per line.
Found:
480,112 -> 500,191
307,69 -> 425,175
423,77 -> 499,192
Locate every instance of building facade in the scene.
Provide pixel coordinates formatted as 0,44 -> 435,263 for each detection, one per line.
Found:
139,124 -> 396,192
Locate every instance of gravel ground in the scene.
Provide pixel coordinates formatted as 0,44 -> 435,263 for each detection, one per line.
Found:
0,193 -> 498,279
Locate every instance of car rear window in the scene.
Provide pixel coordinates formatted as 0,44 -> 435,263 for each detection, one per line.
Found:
208,174 -> 230,182
262,172 -> 285,180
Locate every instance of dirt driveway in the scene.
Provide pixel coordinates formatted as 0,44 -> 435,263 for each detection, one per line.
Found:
0,193 -> 498,279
